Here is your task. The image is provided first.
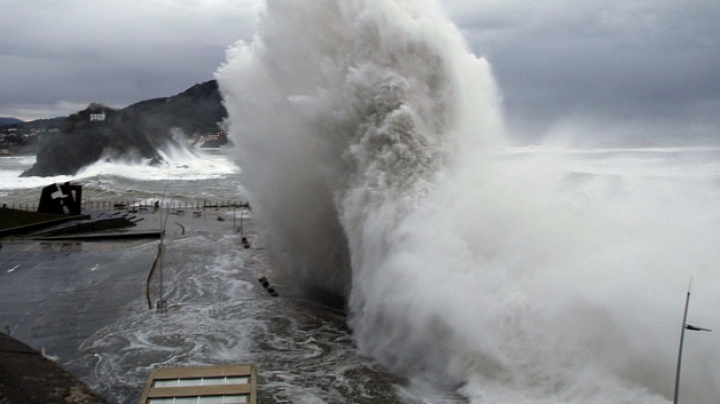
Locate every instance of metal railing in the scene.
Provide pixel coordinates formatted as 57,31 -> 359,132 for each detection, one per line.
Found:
1,200 -> 248,212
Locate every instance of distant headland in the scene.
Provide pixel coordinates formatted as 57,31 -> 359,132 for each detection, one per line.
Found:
0,80 -> 228,177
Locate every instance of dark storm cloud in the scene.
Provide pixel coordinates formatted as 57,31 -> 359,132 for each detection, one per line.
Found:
0,0 -> 259,119
444,0 -> 720,142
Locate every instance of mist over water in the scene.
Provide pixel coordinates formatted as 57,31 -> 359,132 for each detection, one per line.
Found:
217,1 -> 720,403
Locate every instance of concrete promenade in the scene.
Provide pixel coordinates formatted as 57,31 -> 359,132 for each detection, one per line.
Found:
0,234 -> 158,363
0,208 -> 165,403
0,205 -> 245,402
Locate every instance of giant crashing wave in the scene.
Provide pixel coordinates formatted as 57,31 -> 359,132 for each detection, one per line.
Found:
217,0 -> 501,300
216,1 -> 720,403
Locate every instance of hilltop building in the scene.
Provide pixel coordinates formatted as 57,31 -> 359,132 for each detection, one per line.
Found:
89,112 -> 106,122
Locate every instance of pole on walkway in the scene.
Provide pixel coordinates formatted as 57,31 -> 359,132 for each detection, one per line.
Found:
239,207 -> 244,236
674,278 -> 711,404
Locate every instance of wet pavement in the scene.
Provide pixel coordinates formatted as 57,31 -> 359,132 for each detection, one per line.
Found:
0,213 -> 161,362
0,207 -> 241,362
0,207 -> 415,404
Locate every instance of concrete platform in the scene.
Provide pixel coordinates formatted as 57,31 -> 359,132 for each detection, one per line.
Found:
0,206 -> 244,367
0,236 -> 158,362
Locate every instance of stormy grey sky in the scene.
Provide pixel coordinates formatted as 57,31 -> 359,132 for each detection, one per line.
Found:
2,0 -> 719,143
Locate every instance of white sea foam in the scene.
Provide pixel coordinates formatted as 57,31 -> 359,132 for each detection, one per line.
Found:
217,1 -> 720,403
0,149 -> 239,191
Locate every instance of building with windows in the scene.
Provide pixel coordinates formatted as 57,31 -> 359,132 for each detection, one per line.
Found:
139,364 -> 257,404
89,112 -> 106,122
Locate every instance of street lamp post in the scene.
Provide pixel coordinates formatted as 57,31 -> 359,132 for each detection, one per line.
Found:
674,279 -> 711,404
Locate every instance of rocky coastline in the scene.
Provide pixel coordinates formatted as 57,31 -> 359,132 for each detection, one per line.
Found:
12,80 -> 227,177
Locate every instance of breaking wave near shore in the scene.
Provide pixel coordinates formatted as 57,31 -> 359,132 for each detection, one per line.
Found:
1,146 -> 237,192
217,1 -> 720,403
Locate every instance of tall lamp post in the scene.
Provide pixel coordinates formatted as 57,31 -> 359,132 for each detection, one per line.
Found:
674,279 -> 711,404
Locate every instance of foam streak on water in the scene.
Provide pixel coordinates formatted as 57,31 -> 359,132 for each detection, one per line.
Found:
217,1 -> 720,403
0,148 -> 240,205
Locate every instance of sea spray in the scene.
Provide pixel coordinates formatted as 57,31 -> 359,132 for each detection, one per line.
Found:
217,1 -> 720,403
217,0 -> 501,299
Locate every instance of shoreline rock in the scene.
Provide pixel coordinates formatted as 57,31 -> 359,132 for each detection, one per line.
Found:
0,333 -> 108,404
21,80 -> 227,177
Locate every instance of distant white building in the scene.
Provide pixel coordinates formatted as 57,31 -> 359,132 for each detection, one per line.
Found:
90,112 -> 106,122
